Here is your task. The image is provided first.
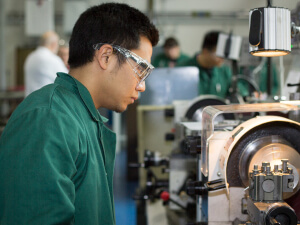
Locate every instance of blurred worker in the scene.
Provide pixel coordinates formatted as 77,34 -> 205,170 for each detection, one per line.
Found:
152,37 -> 189,68
179,31 -> 247,98
24,31 -> 68,96
240,58 -> 279,99
0,3 -> 158,225
58,44 -> 70,70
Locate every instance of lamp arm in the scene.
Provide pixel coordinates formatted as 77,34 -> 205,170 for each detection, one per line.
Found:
291,22 -> 300,38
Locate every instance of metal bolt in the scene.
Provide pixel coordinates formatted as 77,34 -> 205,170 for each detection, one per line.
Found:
266,166 -> 272,175
274,165 -> 279,172
217,172 -> 221,177
282,159 -> 289,173
253,164 -> 259,175
261,162 -> 269,173
262,162 -> 270,167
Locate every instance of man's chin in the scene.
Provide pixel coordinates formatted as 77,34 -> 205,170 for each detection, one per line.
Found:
114,105 -> 128,113
114,109 -> 124,113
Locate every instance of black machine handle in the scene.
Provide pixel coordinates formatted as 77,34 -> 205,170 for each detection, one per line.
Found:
186,179 -> 226,196
206,179 -> 226,191
287,83 -> 300,87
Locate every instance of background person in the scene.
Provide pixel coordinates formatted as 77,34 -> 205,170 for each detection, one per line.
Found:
152,37 -> 189,68
239,58 -> 279,99
24,30 -> 68,96
178,31 -> 247,98
0,3 -> 159,225
58,44 -> 70,70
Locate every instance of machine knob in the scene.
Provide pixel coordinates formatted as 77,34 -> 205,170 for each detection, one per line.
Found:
160,191 -> 170,201
164,108 -> 174,117
165,133 -> 175,141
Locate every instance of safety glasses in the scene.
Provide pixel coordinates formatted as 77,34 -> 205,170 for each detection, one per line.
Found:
93,43 -> 154,87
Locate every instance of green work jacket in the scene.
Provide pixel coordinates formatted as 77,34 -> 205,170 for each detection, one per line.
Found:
240,62 -> 279,96
178,55 -> 248,98
152,52 -> 190,68
0,73 -> 116,225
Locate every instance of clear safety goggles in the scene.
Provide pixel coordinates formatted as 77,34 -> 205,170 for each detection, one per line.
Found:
93,43 -> 154,87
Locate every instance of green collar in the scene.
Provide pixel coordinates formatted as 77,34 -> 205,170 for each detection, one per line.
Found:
55,72 -> 109,123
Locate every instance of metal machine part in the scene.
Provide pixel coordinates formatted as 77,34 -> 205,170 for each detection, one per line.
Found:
171,95 -> 235,155
183,95 -> 233,122
168,154 -> 197,211
224,119 -> 300,220
289,93 -> 300,122
129,150 -> 169,168
246,161 -> 298,225
226,122 -> 300,194
183,136 -> 201,155
132,150 -> 169,201
291,22 -> 300,38
197,103 -> 300,224
247,201 -> 298,225
238,135 -> 300,199
249,161 -> 294,202
201,102 -> 299,177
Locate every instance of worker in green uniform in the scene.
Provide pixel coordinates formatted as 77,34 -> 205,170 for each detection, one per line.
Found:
152,37 -> 189,68
0,3 -> 159,225
178,31 -> 247,99
240,59 -> 279,99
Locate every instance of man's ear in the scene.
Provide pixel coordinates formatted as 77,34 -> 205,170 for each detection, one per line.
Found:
95,44 -> 114,70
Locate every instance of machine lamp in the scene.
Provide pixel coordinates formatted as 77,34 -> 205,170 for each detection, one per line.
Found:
249,7 -> 291,57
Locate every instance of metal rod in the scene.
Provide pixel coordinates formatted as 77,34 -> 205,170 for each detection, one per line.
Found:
267,57 -> 272,96
0,0 -> 6,91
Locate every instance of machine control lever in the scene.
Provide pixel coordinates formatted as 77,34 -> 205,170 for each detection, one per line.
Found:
287,82 -> 300,87
186,179 -> 225,196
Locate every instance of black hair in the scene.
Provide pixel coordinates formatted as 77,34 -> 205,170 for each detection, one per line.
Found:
202,31 -> 221,51
163,37 -> 179,49
68,3 -> 159,68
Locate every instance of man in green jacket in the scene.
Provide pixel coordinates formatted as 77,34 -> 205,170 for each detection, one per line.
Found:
178,31 -> 247,99
240,59 -> 279,98
0,3 -> 159,225
153,37 -> 189,68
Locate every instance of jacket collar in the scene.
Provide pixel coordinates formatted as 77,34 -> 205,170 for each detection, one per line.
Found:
55,72 -> 108,123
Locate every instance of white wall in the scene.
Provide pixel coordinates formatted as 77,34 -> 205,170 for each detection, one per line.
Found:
2,0 -> 300,87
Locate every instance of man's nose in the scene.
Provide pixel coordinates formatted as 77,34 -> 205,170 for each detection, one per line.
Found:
136,81 -> 146,92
